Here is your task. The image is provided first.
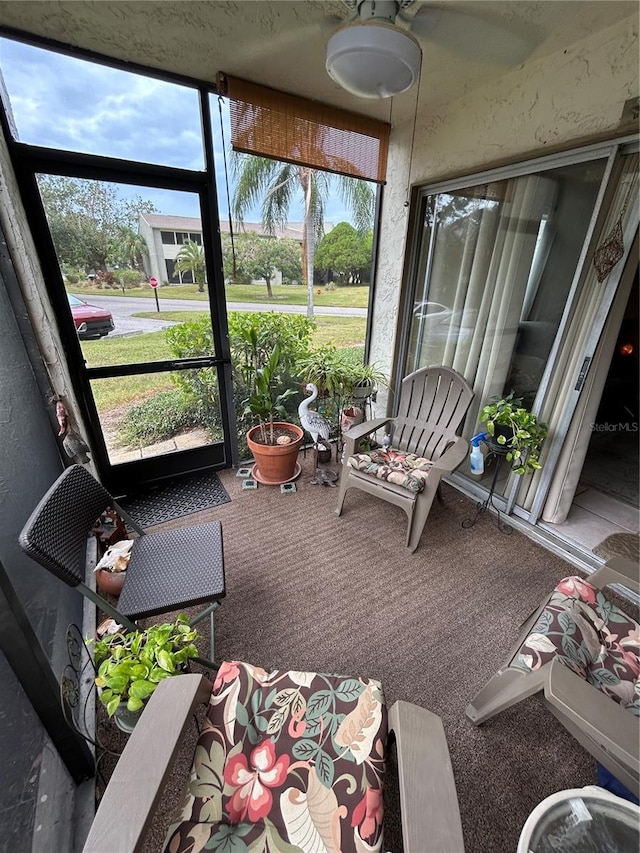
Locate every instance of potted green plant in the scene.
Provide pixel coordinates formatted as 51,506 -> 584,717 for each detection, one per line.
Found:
343,361 -> 388,401
296,345 -> 388,402
295,343 -> 354,399
244,343 -> 304,484
93,615 -> 199,732
91,508 -> 130,596
479,391 -> 549,474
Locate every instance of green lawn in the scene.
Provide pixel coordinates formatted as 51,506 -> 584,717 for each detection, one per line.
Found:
133,311 -> 366,348
91,373 -> 174,410
82,314 -> 366,410
82,330 -> 173,368
73,282 -> 369,308
81,330 -> 175,407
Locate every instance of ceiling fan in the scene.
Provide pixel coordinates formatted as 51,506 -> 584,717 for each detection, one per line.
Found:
325,0 -> 535,99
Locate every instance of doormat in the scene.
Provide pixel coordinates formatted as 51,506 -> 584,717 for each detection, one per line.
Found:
593,533 -> 640,564
119,470 -> 230,528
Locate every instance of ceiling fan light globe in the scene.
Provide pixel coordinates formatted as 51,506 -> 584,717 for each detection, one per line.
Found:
326,23 -> 421,100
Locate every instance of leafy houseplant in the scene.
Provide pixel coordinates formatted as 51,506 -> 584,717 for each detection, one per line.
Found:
295,344 -> 388,401
295,343 -> 355,399
479,392 -> 549,475
94,616 -> 199,730
344,361 -> 388,401
244,343 -> 299,445
244,343 -> 304,483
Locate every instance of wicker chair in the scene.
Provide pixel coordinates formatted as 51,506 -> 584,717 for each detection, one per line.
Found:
19,465 -> 226,661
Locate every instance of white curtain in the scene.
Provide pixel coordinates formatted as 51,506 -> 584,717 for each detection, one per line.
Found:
415,175 -> 557,435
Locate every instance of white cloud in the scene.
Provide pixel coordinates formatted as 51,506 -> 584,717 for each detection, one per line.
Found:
0,37 -> 364,225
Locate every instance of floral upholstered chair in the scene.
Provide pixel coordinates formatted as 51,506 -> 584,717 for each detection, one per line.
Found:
336,366 -> 473,553
466,557 -> 640,799
83,661 -> 465,853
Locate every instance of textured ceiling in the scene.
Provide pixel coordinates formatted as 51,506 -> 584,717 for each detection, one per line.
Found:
0,1 -> 637,125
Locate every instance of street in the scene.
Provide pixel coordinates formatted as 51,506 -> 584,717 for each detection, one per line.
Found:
75,294 -> 367,338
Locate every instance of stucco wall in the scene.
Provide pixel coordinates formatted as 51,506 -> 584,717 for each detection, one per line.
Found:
0,131 -> 94,459
370,13 -> 639,409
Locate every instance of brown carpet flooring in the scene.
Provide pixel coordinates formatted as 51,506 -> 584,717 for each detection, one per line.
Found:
594,532 -> 640,564
98,453 -> 611,853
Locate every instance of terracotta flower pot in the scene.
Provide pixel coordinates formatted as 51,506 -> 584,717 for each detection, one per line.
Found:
247,422 -> 304,485
341,406 -> 363,433
96,569 -> 126,597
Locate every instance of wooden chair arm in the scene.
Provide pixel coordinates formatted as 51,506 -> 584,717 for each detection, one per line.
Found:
82,674 -> 213,853
429,436 -> 469,473
545,659 -> 639,774
343,416 -> 391,442
343,417 -> 392,457
388,700 -> 465,853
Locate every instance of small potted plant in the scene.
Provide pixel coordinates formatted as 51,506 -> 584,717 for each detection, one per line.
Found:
295,343 -> 354,399
343,361 -> 388,402
93,538 -> 132,597
244,343 -> 304,484
479,391 -> 549,474
91,507 -> 130,596
93,615 -> 199,732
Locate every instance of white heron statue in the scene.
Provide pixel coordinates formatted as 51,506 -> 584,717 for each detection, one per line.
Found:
298,383 -> 338,485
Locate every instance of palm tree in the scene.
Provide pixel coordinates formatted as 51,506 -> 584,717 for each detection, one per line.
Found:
174,240 -> 206,292
232,156 -> 375,318
109,226 -> 148,270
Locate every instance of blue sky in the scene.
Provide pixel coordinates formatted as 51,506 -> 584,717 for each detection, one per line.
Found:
0,36 -> 355,226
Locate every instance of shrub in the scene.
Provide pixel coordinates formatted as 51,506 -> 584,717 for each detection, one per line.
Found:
164,318 -> 221,431
163,312 -> 314,458
166,312 -> 313,408
115,268 -> 144,288
228,311 -> 313,386
119,389 -> 215,446
96,270 -> 115,288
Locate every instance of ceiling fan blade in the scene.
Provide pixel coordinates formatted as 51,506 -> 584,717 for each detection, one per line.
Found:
409,5 -> 538,66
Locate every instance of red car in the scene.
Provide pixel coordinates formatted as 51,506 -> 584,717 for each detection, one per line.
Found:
67,293 -> 115,339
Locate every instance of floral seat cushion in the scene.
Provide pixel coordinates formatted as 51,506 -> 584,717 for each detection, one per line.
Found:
347,448 -> 433,494
163,660 -> 388,853
512,576 -> 640,716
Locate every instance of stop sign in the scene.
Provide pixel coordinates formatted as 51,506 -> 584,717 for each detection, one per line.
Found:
149,277 -> 159,288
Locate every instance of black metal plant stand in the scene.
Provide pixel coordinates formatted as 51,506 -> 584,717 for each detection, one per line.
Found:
462,444 -> 513,535
60,623 -> 123,787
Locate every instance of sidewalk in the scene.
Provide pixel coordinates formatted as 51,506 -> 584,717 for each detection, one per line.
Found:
106,427 -> 211,465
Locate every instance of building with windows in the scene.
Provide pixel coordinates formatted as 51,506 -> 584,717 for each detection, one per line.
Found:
139,213 -> 313,284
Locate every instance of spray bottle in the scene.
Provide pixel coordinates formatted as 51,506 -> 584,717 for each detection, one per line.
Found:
469,432 -> 489,476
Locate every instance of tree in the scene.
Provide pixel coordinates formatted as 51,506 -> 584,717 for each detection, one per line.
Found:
273,237 -> 303,286
37,176 -> 156,273
173,240 -> 206,292
108,226 -> 148,271
222,232 -> 301,297
232,157 -> 374,319
315,222 -> 373,285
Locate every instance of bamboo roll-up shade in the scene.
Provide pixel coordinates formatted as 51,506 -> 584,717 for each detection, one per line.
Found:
219,74 -> 390,183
